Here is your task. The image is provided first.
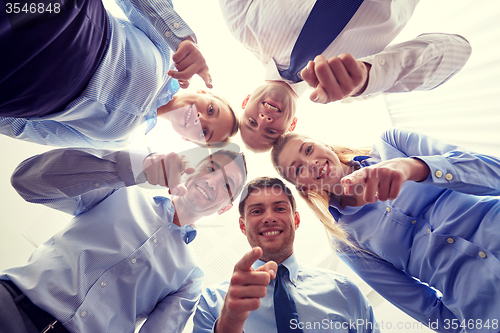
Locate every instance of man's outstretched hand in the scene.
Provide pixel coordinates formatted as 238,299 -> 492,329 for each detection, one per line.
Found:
142,152 -> 195,196
300,53 -> 370,104
168,37 -> 213,89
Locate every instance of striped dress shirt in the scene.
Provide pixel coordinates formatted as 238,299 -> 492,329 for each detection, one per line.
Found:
0,0 -> 194,148
220,0 -> 472,97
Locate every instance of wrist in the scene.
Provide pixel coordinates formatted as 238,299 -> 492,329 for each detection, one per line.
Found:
409,158 -> 430,182
351,62 -> 371,97
216,308 -> 245,333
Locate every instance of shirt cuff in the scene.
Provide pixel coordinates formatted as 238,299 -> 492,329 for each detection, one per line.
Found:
357,52 -> 399,96
117,150 -> 150,186
412,155 -> 458,185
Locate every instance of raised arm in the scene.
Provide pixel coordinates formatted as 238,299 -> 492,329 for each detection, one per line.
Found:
10,148 -> 139,216
377,128 -> 500,196
139,268 -> 204,333
11,148 -> 195,215
338,250 -> 462,333
300,33 -> 471,104
361,33 -> 471,96
117,0 -> 211,88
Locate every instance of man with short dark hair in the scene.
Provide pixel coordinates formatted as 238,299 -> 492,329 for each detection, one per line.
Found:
0,147 -> 247,333
193,177 -> 379,333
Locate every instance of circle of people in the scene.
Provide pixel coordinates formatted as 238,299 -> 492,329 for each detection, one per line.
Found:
1,1 -> 497,333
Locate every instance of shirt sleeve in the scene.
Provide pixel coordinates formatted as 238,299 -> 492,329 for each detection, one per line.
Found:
376,128 -> 500,196
115,0 -> 195,51
10,148 -> 145,216
139,268 -> 204,333
342,277 -> 380,333
359,33 -> 471,96
337,250 -> 462,333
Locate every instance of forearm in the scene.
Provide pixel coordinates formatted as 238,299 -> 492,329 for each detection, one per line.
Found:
380,128 -> 500,195
117,0 -> 195,51
338,251 -> 461,333
214,311 -> 245,333
359,33 -> 471,96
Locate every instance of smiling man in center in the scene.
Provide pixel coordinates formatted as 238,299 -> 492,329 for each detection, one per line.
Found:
192,177 -> 379,333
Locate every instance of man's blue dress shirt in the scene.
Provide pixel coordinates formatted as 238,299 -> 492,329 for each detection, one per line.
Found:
332,128 -> 500,333
193,253 -> 379,333
1,149 -> 203,333
0,0 -> 191,148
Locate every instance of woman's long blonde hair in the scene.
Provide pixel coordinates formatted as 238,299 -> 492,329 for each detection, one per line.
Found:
271,133 -> 371,252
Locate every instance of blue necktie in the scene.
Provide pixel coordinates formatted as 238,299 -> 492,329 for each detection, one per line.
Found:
274,265 -> 304,333
279,0 -> 365,83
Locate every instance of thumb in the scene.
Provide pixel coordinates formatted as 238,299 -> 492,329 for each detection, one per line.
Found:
310,85 -> 327,104
169,184 -> 187,197
184,167 -> 196,175
255,261 -> 278,280
300,61 -> 318,88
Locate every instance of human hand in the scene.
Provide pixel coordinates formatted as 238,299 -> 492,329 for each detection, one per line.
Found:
216,247 -> 277,333
168,37 -> 213,89
300,53 -> 370,104
142,152 -> 195,195
340,158 -> 430,203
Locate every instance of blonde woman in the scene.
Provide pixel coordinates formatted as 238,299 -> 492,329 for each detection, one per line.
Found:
271,128 -> 500,333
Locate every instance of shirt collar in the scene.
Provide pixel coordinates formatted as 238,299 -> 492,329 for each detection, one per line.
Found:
253,252 -> 299,287
153,196 -> 197,244
264,60 -> 308,97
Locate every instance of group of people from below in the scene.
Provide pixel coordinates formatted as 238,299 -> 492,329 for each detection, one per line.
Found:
1,0 -> 497,332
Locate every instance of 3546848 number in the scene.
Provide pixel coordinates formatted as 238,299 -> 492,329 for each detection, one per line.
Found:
5,2 -> 61,14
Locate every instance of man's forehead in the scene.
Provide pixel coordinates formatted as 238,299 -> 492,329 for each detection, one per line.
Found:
247,187 -> 289,204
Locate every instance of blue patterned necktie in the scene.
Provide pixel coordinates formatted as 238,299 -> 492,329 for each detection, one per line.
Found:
279,0 -> 365,83
274,265 -> 304,333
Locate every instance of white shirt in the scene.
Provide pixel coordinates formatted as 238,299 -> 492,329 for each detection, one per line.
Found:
220,0 -> 471,97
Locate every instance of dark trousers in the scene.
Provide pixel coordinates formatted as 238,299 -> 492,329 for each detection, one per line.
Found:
0,280 -> 70,333
0,0 -> 110,118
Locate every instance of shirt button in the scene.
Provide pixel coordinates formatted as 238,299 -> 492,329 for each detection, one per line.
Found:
101,281 -> 106,287
447,238 -> 454,244
386,207 -> 391,213
168,225 -> 172,229
173,22 -> 180,29
479,251 -> 487,259
131,258 -> 137,264
165,31 -> 171,38
427,228 -> 431,234
445,173 -> 453,181
153,239 -> 158,244
411,220 -> 417,225
93,182 -> 100,187
435,170 -> 443,178
378,58 -> 385,66
80,311 -> 87,317
292,279 -> 296,283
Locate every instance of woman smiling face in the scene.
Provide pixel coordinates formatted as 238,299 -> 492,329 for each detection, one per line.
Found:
277,136 -> 349,194
158,91 -> 235,145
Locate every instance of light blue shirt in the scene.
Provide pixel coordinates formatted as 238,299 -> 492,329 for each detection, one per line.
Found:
193,253 -> 379,333
0,0 -> 192,148
2,149 -> 203,333
332,128 -> 500,333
